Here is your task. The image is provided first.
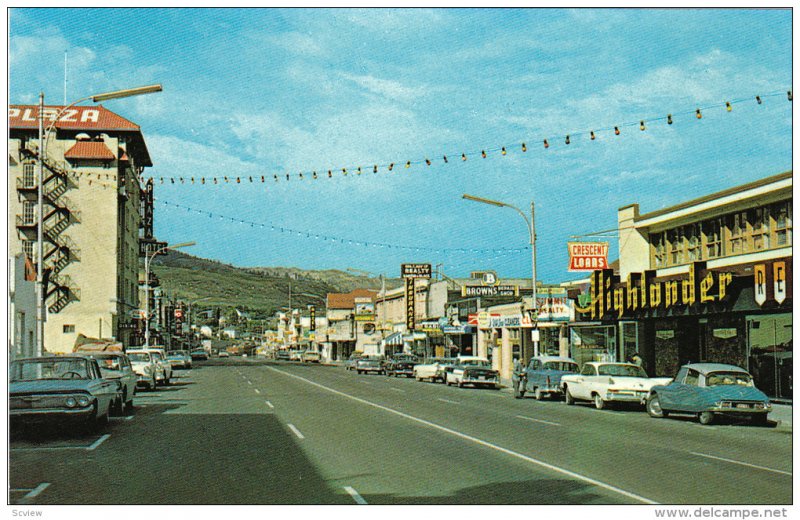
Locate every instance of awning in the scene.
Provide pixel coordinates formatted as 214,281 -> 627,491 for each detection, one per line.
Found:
384,332 -> 403,346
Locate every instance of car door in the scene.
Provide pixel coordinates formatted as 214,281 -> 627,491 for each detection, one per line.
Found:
572,364 -> 596,399
90,360 -> 116,411
659,367 -> 698,412
525,359 -> 541,391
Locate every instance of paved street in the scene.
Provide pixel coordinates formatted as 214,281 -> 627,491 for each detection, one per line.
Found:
10,358 -> 792,505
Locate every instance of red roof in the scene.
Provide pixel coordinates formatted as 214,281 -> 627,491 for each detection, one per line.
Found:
64,141 -> 116,161
9,105 -> 141,131
327,289 -> 378,309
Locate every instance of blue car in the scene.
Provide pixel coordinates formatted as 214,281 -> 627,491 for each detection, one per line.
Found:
513,355 -> 579,400
646,363 -> 772,425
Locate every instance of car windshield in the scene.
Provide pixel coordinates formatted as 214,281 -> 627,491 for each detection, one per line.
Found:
151,352 -> 164,361
543,361 -> 579,372
10,358 -> 90,381
128,352 -> 152,362
168,352 -> 184,357
461,359 -> 490,368
706,371 -> 754,387
95,357 -> 122,371
597,364 -> 648,377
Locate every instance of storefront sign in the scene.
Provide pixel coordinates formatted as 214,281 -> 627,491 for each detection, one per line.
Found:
139,239 -> 168,258
655,330 -> 675,340
309,306 -> 316,331
477,311 -> 490,328
469,271 -> 499,286
467,313 -> 479,325
774,261 -> 787,304
536,288 -> 571,322
401,263 -> 431,278
754,264 -> 767,306
419,321 -> 443,335
354,299 -> 375,322
712,328 -> 737,339
461,285 -> 519,297
575,262 -> 734,320
405,278 -> 416,329
490,315 -> 523,328
442,324 -> 474,334
568,242 -> 610,272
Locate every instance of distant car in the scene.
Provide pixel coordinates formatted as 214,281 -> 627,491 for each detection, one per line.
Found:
289,350 -> 304,361
80,352 -> 137,414
127,351 -> 159,390
385,355 -> 419,378
356,358 -> 384,375
9,356 -> 118,432
561,362 -> 672,409
275,350 -> 291,361
646,363 -> 772,425
413,358 -> 455,383
190,349 -> 209,361
301,351 -> 321,363
345,353 -> 365,370
167,350 -> 193,369
513,356 -> 579,400
218,351 -> 230,358
445,356 -> 500,389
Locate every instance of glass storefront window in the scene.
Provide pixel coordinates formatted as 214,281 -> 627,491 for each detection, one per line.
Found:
570,326 -> 617,367
747,313 -> 792,400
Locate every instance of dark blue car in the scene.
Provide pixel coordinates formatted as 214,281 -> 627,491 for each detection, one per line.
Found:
513,356 -> 579,400
646,363 -> 772,425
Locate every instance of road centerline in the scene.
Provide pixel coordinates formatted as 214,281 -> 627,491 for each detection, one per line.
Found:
438,398 -> 460,405
515,415 -> 561,427
690,452 -> 792,476
267,366 -> 658,505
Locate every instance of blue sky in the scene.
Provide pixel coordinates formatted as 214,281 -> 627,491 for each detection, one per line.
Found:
8,8 -> 793,283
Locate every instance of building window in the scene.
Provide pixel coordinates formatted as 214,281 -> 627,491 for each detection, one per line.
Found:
686,224 -> 701,262
22,200 -> 36,225
63,324 -> 75,333
728,211 -> 748,255
22,240 -> 36,262
653,232 -> 668,268
23,163 -> 36,188
703,219 -> 722,259
669,228 -> 684,265
774,201 -> 792,247
751,207 -> 770,251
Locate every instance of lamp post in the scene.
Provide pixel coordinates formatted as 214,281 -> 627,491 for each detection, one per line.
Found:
34,84 -> 162,357
144,241 -> 195,347
462,194 -> 539,355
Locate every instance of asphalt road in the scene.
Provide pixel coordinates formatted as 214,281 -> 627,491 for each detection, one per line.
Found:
9,358 -> 792,505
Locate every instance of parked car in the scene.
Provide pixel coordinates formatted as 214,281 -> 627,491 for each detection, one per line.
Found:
9,356 -> 118,432
445,356 -> 500,389
167,350 -> 193,369
275,350 -> 291,361
218,351 -> 230,358
356,357 -> 384,375
513,356 -> 579,400
80,352 -> 137,414
345,353 -> 366,370
127,351 -> 159,391
413,357 -> 455,383
301,351 -> 321,363
646,363 -> 772,425
385,355 -> 419,377
129,348 -> 172,385
289,350 -> 305,361
561,362 -> 672,409
190,349 -> 210,361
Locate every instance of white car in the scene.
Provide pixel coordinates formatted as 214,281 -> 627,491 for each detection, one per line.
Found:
445,356 -> 500,389
127,351 -> 159,391
561,362 -> 672,409
128,348 -> 172,386
413,358 -> 454,383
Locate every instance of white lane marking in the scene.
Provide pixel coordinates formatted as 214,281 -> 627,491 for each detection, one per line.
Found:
287,423 -> 305,439
268,366 -> 657,505
24,482 -> 50,499
438,398 -> 460,405
86,434 -> 111,451
254,388 -> 261,394
265,400 -> 274,409
344,486 -> 368,505
247,380 -> 252,385
515,415 -> 561,427
690,452 -> 792,476
389,388 -> 406,393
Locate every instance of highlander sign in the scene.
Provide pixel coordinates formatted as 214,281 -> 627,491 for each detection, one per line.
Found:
461,285 -> 519,297
568,242 -> 610,272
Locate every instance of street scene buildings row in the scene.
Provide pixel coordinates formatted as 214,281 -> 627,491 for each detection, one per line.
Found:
8,105 -> 792,401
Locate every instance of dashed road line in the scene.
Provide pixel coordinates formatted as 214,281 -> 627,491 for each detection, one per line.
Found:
86,434 -> 111,451
247,380 -> 253,385
344,486 -> 368,504
389,388 -> 406,393
690,452 -> 792,476
254,388 -> 261,394
287,423 -> 305,439
265,400 -> 274,409
268,366 -> 658,505
438,398 -> 460,405
515,415 -> 561,427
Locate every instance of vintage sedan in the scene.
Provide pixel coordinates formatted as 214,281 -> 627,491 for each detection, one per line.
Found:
385,355 -> 419,378
127,350 -> 159,390
190,349 -> 210,361
81,352 -> 137,414
513,356 -> 579,400
167,350 -> 193,369
445,356 -> 500,389
413,357 -> 455,383
646,363 -> 772,425
356,357 -> 384,375
9,356 -> 118,431
129,348 -> 172,385
301,351 -> 321,363
562,362 -> 672,409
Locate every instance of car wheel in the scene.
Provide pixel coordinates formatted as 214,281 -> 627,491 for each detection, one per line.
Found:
565,387 -> 575,405
698,411 -> 715,425
457,380 -> 464,388
357,370 -> 362,375
114,394 -> 125,416
751,414 -> 768,426
534,388 -> 544,401
593,394 -> 606,410
646,394 -> 666,418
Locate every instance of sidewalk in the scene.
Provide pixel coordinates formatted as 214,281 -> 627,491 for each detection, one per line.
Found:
770,403 -> 792,430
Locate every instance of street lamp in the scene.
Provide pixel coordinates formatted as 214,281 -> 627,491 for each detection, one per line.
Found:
462,194 -> 539,354
34,84 -> 162,357
144,241 -> 195,347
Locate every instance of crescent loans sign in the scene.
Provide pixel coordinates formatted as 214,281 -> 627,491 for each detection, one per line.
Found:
568,242 -> 609,272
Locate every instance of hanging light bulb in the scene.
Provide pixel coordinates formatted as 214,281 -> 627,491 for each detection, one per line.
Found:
695,109 -> 702,119
481,150 -> 487,158
274,175 -> 278,182
236,177 -> 241,183
461,153 -> 467,161
590,131 -> 596,140
261,176 -> 265,182
328,170 -> 332,178
248,176 -> 252,182
614,126 -> 620,135
285,174 -> 290,181
373,165 -> 378,173
443,155 -> 449,163
543,139 -> 549,149
667,114 -> 673,125
726,101 -> 732,112
425,158 -> 431,165
298,173 -> 303,179
756,95 -> 762,104
212,178 -> 217,184
342,168 -> 347,175
788,91 -> 793,101
191,177 -> 195,184
501,147 -> 507,155
312,171 -> 318,179
389,163 -> 394,171
201,178 -> 205,184
357,167 -> 361,175
640,121 -> 646,131
521,142 -> 527,152
565,135 -> 570,145
405,160 -> 411,168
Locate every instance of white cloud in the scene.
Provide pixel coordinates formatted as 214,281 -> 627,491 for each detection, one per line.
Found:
340,73 -> 426,103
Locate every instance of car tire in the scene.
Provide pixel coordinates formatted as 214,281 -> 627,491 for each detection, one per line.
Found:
646,394 -> 666,418
357,370 -> 362,375
594,394 -> 606,410
698,411 -> 715,425
565,387 -> 575,405
534,388 -> 544,401
457,380 -> 464,388
751,414 -> 768,426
